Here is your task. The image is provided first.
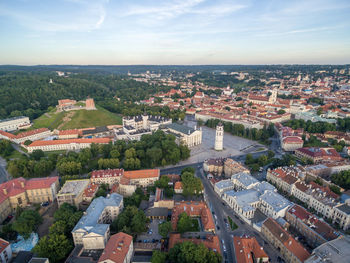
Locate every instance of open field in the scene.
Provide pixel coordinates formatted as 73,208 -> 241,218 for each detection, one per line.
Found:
60,106 -> 122,129
32,106 -> 122,130
32,109 -> 66,129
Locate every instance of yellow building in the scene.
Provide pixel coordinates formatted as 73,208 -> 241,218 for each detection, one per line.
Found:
0,177 -> 59,222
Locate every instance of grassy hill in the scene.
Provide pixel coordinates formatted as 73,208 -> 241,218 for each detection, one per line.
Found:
32,106 -> 122,130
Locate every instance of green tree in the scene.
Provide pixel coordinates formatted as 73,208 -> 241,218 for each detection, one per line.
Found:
31,149 -> 45,161
12,210 -> 42,239
33,234 -> 73,263
158,221 -> 172,238
151,250 -> 167,263
177,213 -> 199,233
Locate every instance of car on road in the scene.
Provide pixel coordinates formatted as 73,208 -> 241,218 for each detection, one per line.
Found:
41,201 -> 49,207
216,225 -> 220,230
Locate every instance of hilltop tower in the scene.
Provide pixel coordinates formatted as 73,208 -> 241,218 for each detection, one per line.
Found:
215,122 -> 224,151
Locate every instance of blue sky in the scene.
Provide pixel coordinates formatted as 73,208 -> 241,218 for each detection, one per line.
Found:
0,0 -> 350,65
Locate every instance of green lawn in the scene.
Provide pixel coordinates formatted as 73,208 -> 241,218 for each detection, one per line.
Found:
228,216 -> 238,231
32,106 -> 122,130
32,110 -> 67,129
60,106 -> 122,129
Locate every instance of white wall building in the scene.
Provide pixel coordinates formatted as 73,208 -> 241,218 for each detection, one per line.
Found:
72,193 -> 123,249
0,116 -> 30,132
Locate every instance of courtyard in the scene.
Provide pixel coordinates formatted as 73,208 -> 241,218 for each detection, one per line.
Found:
179,116 -> 267,165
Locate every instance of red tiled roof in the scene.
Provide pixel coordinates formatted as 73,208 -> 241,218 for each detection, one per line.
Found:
233,236 -> 268,263
15,128 -> 49,139
83,183 -> 99,198
283,136 -> 303,144
263,218 -> 310,262
0,238 -> 10,254
98,232 -> 133,263
26,177 -> 58,190
174,182 -> 183,190
171,201 -> 215,231
28,137 -> 111,147
58,129 -> 80,136
91,169 -> 124,179
0,130 -> 16,139
0,177 -> 58,204
124,169 -> 159,180
287,205 -> 338,241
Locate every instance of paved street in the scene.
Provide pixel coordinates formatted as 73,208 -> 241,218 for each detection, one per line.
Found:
197,168 -> 282,263
0,157 -> 9,184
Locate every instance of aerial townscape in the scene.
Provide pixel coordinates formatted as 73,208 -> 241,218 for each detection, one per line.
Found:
1,1 -> 350,263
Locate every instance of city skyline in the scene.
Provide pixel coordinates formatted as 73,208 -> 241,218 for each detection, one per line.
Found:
1,0 -> 350,65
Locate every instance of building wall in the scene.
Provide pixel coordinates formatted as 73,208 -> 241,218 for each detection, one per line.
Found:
0,117 -> 30,132
0,244 -> 12,263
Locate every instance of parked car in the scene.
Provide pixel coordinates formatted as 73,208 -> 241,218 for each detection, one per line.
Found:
41,201 -> 49,207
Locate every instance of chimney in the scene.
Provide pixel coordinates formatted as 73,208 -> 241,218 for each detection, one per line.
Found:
3,188 -> 7,195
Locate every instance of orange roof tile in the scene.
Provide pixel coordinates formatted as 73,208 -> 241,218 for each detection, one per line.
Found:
28,137 -> 111,147
124,169 -> 159,179
0,238 -> 10,254
233,236 -> 268,263
15,128 -> 49,139
98,232 -> 133,263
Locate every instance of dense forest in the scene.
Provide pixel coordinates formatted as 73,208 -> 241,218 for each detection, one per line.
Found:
0,71 -> 170,120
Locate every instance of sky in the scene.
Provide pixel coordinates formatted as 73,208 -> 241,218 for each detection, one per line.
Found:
0,0 -> 350,65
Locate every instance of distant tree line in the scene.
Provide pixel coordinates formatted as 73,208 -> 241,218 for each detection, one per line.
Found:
284,118 -> 350,133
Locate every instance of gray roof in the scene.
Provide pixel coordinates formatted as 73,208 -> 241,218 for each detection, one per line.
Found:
215,179 -> 234,190
233,189 -> 260,212
163,123 -> 195,135
146,207 -> 168,217
82,126 -> 109,135
259,191 -> 292,213
232,172 -> 259,188
0,116 -> 28,123
335,203 -> 350,215
254,181 -> 276,194
72,193 -> 123,236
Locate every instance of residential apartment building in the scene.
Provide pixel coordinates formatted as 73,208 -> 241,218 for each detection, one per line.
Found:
98,232 -> 133,263
224,158 -> 249,177
57,179 -> 90,208
72,193 -> 123,249
0,238 -> 12,263
261,218 -> 310,263
332,203 -> 350,231
0,177 -> 59,223
171,201 -> 215,232
259,191 -> 292,219
233,236 -> 269,263
285,205 -> 339,248
123,169 -> 160,188
26,137 -> 111,153
295,147 -> 343,164
0,128 -> 52,144
90,169 -> 124,187
0,116 -> 30,132
203,158 -> 225,175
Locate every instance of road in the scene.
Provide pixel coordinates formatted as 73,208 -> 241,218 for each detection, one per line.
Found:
160,151 -> 268,176
197,167 -> 282,263
0,157 -> 9,184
